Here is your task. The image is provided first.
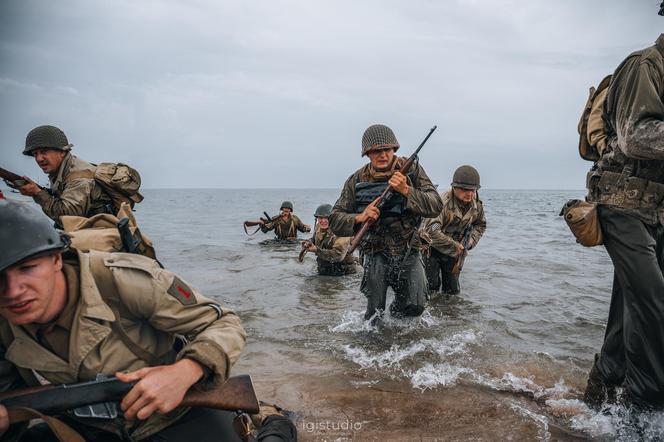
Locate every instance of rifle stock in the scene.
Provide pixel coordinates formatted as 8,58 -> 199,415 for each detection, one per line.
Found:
451,226 -> 473,274
348,126 -> 437,254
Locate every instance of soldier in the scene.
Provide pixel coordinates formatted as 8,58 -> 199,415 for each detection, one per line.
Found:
15,125 -> 115,223
329,124 -> 443,321
301,204 -> 358,276
260,201 -> 310,240
583,34 -> 664,411
421,166 -> 486,295
0,197 -> 296,441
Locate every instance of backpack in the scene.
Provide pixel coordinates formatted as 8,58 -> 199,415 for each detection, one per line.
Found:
577,75 -> 612,161
93,163 -> 144,212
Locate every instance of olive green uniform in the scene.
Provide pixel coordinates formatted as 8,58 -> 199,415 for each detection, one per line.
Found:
585,34 -> 664,409
0,250 -> 246,440
421,190 -> 486,294
33,153 -> 113,223
311,226 -> 357,276
260,214 -> 308,240
329,157 -> 443,319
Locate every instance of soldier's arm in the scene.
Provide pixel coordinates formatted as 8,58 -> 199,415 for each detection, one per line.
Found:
469,203 -> 487,249
615,60 -> 664,160
315,236 -> 350,262
260,220 -> 275,233
0,347 -> 29,441
295,216 -> 309,233
329,174 -> 359,237
113,264 -> 246,385
32,178 -> 93,221
425,214 -> 461,256
405,164 -> 444,218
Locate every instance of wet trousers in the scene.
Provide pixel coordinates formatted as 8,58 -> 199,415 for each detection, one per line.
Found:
317,258 -> 358,276
360,250 -> 428,319
593,205 -> 664,408
424,249 -> 460,294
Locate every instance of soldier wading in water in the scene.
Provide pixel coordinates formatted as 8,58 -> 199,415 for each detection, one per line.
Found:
260,201 -> 310,240
329,124 -> 443,321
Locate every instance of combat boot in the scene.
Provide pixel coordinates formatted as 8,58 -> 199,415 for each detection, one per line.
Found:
583,354 -> 617,409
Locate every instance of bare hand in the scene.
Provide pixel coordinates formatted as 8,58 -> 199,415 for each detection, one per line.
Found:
0,405 -> 8,437
455,243 -> 465,257
116,359 -> 204,420
306,243 -> 317,252
303,224 -> 311,232
388,171 -> 409,196
355,201 -> 380,224
18,176 -> 41,197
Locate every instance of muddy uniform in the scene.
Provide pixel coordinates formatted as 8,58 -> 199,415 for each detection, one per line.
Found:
585,34 -> 664,409
422,190 -> 486,294
33,153 -> 113,223
330,157 -> 443,319
261,215 -> 308,240
0,250 -> 246,440
311,226 -> 357,276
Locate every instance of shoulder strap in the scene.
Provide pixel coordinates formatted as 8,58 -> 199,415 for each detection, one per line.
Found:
88,253 -> 162,366
65,170 -> 95,182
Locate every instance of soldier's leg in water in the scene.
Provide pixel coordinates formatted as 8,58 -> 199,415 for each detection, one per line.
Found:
440,255 -> 460,295
423,250 -> 442,292
390,251 -> 428,317
597,206 -> 664,408
361,253 -> 389,320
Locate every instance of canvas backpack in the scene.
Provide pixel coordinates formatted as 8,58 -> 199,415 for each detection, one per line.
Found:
93,162 -> 144,211
577,75 -> 612,162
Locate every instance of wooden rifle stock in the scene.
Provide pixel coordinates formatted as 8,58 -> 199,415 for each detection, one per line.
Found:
0,166 -> 47,191
451,226 -> 473,274
348,126 -> 437,254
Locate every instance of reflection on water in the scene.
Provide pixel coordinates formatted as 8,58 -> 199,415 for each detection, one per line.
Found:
134,189 -> 663,440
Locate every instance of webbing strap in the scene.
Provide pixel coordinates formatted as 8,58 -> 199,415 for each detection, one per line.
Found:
88,253 -> 163,366
65,170 -> 95,181
7,407 -> 86,442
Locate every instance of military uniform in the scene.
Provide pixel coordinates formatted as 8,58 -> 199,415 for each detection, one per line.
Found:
422,189 -> 486,294
584,34 -> 664,409
261,214 -> 308,240
330,154 -> 443,319
0,249 -> 246,440
310,226 -> 357,276
33,153 -> 114,223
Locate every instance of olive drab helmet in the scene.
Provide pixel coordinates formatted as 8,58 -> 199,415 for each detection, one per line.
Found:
314,204 -> 333,218
280,201 -> 294,211
451,165 -> 481,190
0,196 -> 70,272
361,124 -> 399,156
23,125 -> 73,156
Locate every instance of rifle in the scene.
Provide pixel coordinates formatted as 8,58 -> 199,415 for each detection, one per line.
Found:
117,217 -> 140,254
243,212 -> 277,235
0,166 -> 46,191
298,238 -> 314,262
0,374 -> 260,421
348,126 -> 437,254
451,226 -> 473,274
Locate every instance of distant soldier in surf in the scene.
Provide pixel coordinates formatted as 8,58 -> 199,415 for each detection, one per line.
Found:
260,201 -> 311,240
420,165 -> 486,295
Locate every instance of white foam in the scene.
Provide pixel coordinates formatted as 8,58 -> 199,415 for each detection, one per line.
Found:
341,342 -> 428,370
510,402 -> 551,441
410,363 -> 470,390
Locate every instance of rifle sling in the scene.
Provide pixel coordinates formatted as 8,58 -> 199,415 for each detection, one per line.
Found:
7,407 -> 86,442
89,253 -> 166,366
243,222 -> 261,236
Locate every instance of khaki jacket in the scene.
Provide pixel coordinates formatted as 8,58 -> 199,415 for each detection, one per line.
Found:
261,214 -> 308,239
33,153 -> 113,223
422,190 -> 486,257
313,227 -> 355,264
0,250 -> 246,440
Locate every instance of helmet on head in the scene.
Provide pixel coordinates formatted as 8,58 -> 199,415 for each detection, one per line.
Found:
280,201 -> 294,211
23,125 -> 72,156
451,165 -> 481,190
0,198 -> 69,272
361,124 -> 399,156
314,204 -> 333,218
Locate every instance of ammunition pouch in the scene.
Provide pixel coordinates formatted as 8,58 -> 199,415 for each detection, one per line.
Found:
355,182 -> 405,218
560,200 -> 603,247
587,170 -> 664,211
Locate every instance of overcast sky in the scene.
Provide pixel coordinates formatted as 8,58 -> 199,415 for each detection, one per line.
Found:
1,1 -> 662,189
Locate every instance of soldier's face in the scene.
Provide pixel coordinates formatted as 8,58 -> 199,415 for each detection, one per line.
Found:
453,187 -> 476,204
33,149 -> 66,174
0,253 -> 65,325
281,208 -> 292,218
317,217 -> 329,229
367,147 -> 395,171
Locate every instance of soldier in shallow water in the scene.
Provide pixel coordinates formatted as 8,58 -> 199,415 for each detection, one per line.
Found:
421,165 -> 486,295
260,201 -> 310,240
301,204 -> 358,276
329,124 -> 443,321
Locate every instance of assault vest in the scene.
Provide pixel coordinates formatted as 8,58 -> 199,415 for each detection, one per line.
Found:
354,182 -> 406,219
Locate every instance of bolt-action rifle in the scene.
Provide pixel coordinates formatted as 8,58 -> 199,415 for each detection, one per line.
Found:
451,225 -> 473,274
243,211 -> 278,235
0,166 -> 47,192
348,125 -> 437,254
0,374 -> 260,423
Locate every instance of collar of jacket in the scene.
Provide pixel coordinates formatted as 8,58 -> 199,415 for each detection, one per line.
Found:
5,251 -> 116,383
49,152 -> 73,187
445,189 -> 478,221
